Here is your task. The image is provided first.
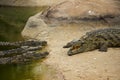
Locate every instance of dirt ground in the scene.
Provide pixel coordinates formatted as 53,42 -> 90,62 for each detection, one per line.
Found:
22,22 -> 120,80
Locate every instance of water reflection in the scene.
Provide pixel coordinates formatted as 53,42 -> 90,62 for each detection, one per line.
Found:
0,63 -> 44,80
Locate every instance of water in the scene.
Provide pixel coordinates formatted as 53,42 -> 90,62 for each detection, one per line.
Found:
0,6 -> 47,41
0,6 -> 51,80
0,64 -> 42,80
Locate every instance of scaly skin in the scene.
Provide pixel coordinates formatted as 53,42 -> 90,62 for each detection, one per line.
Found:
63,28 -> 120,56
0,40 -> 47,47
0,40 -> 49,64
0,46 -> 42,57
0,51 -> 49,64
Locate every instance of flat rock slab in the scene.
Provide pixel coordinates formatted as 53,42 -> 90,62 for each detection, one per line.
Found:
41,0 -> 120,25
22,12 -> 120,80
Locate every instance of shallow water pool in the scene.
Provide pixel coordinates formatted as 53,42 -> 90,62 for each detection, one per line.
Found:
0,6 -> 52,80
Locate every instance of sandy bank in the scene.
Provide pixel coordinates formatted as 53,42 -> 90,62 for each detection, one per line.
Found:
22,21 -> 120,80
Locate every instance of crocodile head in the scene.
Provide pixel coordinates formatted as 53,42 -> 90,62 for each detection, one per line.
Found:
63,39 -> 79,48
66,40 -> 86,56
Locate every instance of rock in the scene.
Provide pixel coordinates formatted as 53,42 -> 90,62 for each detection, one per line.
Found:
21,1 -> 120,80
22,0 -> 120,38
41,0 -> 120,24
0,0 -> 68,6
21,12 -> 50,39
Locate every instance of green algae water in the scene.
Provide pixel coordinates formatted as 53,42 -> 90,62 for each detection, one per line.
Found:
0,6 -> 52,80
0,6 -> 47,41
0,63 -> 43,80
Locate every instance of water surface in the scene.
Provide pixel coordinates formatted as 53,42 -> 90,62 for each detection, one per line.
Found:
0,6 -> 50,80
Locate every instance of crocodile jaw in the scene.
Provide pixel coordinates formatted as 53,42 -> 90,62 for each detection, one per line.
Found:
67,47 -> 84,56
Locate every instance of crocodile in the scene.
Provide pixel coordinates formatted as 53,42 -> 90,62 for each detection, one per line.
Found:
0,46 -> 43,57
0,40 -> 47,47
0,40 -> 49,64
63,28 -> 120,56
0,51 -> 49,64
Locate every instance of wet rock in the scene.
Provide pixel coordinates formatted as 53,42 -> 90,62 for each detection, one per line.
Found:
22,0 -> 120,38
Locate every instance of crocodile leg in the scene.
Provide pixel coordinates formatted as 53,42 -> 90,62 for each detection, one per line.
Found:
99,42 -> 108,52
